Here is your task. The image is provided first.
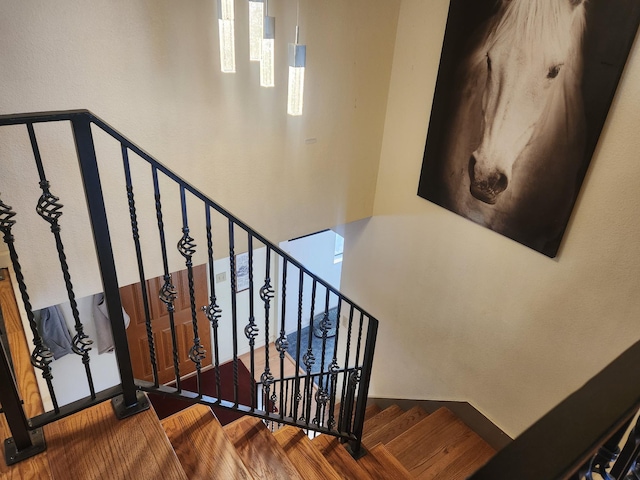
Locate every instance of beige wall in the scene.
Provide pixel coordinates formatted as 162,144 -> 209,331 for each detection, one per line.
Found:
0,0 -> 399,309
341,0 -> 640,437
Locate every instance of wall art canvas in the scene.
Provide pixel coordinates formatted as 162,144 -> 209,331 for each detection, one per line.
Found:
417,0 -> 640,257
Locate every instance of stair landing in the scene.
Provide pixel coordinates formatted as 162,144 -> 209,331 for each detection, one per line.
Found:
1,398 -> 186,480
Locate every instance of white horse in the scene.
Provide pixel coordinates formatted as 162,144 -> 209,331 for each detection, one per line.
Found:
438,0 -> 587,255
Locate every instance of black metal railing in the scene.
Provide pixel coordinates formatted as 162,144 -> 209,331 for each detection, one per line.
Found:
0,110 -> 378,465
255,366 -> 363,435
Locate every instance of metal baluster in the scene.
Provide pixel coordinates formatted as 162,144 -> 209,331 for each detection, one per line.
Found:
276,258 -> 289,421
303,280 -> 317,425
28,123 -> 96,399
327,300 -> 342,430
178,186 -> 204,396
611,416 -> 640,479
292,269 -> 304,421
338,305 -> 355,433
152,167 -> 181,391
122,145 -> 159,387
0,329 -> 46,465
71,115 -> 143,415
0,197 -> 57,412
284,379 -> 290,419
348,316 -> 378,458
202,205 -> 222,400
313,289 -> 331,426
244,233 -> 258,410
228,220 -> 239,406
259,246 -> 275,413
580,420 -> 630,480
342,310 -> 364,438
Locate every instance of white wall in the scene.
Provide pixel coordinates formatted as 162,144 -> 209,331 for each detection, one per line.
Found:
340,0 -> 640,437
0,0 -> 400,310
36,295 -> 121,409
278,230 -> 343,334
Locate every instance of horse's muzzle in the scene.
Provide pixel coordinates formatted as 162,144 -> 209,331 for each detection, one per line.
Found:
468,156 -> 508,205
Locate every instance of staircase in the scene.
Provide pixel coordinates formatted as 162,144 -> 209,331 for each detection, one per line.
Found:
1,398 -> 495,479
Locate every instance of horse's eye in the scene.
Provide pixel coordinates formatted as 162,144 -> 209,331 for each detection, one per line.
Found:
486,54 -> 492,72
547,64 -> 562,79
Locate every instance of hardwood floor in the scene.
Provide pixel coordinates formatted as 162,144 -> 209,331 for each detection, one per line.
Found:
223,415 -> 304,479
162,404 -> 251,479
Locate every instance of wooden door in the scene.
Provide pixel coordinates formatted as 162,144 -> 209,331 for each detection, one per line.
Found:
120,264 -> 211,385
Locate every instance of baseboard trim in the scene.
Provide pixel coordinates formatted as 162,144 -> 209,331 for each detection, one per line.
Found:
367,397 -> 512,451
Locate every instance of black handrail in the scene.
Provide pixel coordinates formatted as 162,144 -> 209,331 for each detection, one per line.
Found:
0,109 -> 378,463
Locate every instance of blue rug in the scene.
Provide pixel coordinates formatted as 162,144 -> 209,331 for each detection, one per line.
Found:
286,308 -> 337,376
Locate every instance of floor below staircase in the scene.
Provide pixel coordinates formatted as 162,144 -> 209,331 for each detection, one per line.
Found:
1,397 -> 496,479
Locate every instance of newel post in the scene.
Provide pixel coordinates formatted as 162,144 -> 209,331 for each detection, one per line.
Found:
70,113 -> 148,418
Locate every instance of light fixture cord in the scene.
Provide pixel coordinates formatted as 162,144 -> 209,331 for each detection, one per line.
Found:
295,0 -> 300,44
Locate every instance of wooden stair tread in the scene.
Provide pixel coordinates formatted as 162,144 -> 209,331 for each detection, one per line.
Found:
358,444 -> 413,480
386,407 -> 496,479
363,405 -> 428,449
224,415 -> 304,479
274,426 -> 342,480
45,399 -> 187,479
363,404 -> 404,437
0,413 -> 53,479
365,403 -> 382,421
424,433 -> 496,480
161,404 -> 251,479
311,435 -> 370,480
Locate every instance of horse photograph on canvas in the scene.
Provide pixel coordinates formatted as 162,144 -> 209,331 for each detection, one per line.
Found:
418,0 -> 640,257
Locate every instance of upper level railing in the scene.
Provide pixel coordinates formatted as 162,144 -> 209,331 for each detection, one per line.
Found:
0,110 -> 377,465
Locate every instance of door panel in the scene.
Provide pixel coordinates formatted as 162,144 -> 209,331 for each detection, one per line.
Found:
120,264 -> 211,385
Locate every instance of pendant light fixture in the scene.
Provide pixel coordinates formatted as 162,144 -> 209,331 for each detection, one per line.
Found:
249,0 -> 264,61
287,1 -> 306,116
260,0 -> 275,87
217,0 -> 236,73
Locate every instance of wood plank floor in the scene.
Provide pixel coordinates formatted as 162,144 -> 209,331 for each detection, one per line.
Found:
312,434 -> 370,480
224,415 -> 304,479
162,404 -> 251,479
45,400 -> 187,480
274,425 -> 342,480
386,407 -> 495,479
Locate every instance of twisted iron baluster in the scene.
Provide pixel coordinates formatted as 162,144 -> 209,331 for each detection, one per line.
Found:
276,258 -> 289,421
244,233 -> 258,410
0,197 -> 58,412
313,289 -> 331,427
202,205 -> 222,400
260,246 -> 275,413
122,146 -> 159,387
152,167 -> 181,391
178,186 -> 205,396
28,123 -> 96,399
338,305 -> 355,432
292,269 -> 304,421
302,280 -> 317,425
228,219 -> 239,406
327,300 -> 342,430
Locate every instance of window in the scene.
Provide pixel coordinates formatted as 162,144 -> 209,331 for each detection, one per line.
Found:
334,233 -> 344,264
